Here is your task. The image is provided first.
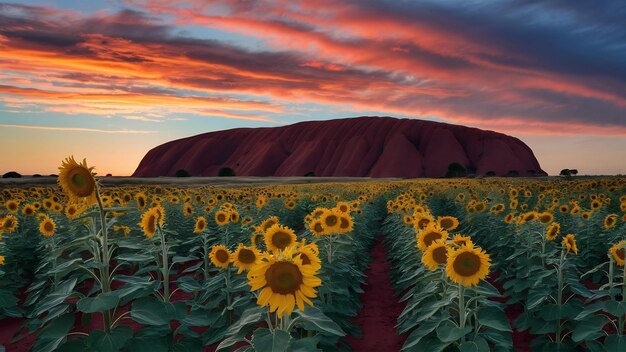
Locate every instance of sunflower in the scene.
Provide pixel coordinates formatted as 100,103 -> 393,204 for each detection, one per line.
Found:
58,156 -> 97,205
247,250 -> 321,317
414,213 -> 434,230
1,215 -> 18,233
183,203 -> 194,217
604,214 -> 618,230
256,195 -> 267,209
338,213 -> 354,233
39,216 -> 56,237
403,215 -> 414,225
581,211 -> 592,220
21,204 -> 35,216
257,216 -> 279,234
446,244 -> 491,287
5,200 -> 19,213
538,212 -> 554,224
209,245 -> 232,268
139,207 -> 160,239
233,243 -> 261,274
65,204 -> 85,220
562,234 -> 579,254
416,224 -> 449,251
309,219 -> 325,237
194,216 -> 207,233
590,200 -> 601,211
0,255 -> 4,265
251,232 -> 265,248
229,210 -> 240,223
452,234 -> 473,248
422,239 -> 450,271
504,213 -> 516,224
520,211 -> 538,223
264,224 -> 297,253
546,222 -> 560,241
319,209 -> 341,234
437,216 -> 459,231
609,241 -> 626,266
215,210 -> 230,226
113,225 -> 131,236
335,202 -> 350,213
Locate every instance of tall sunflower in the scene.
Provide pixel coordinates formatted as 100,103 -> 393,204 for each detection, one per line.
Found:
609,241 -> 626,266
308,219 -> 325,237
194,216 -> 207,233
21,204 -> 35,216
58,156 -> 97,205
319,209 -> 341,234
416,224 -> 449,251
209,245 -> 232,268
562,234 -> 579,254
233,243 -> 261,274
421,239 -> 449,271
264,224 -> 297,253
546,222 -> 560,241
39,216 -> 56,237
248,250 -> 321,317
446,244 -> 491,287
1,215 -> 18,233
5,200 -> 19,213
337,213 -> 354,233
215,210 -> 230,226
538,212 -> 554,224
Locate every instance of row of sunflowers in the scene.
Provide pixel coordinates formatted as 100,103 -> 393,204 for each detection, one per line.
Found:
1,157 -> 625,351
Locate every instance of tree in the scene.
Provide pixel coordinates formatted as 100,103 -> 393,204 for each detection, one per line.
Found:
218,167 -> 236,177
485,171 -> 496,177
506,170 -> 519,177
445,162 -> 467,178
304,171 -> 315,177
2,171 -> 21,178
175,169 -> 191,177
560,169 -> 571,176
570,169 -> 578,175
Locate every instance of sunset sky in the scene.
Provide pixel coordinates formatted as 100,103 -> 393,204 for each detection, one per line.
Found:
1,0 -> 625,176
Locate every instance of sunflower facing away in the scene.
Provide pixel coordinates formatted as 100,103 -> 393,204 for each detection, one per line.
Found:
422,239 -> 450,271
446,244 -> 491,287
416,223 -> 449,251
209,245 -> 232,268
609,241 -> 626,266
233,243 -> 261,274
58,156 -> 97,205
264,224 -> 297,253
39,216 -> 56,237
247,250 -> 321,317
562,234 -> 579,255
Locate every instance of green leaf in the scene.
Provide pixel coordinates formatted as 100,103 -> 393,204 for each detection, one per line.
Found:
124,335 -> 169,352
31,313 -> 75,352
86,326 -> 132,352
116,253 -> 153,262
402,317 -> 443,350
575,301 -> 606,320
295,307 -> 345,336
225,306 -> 265,336
286,337 -> 321,352
252,329 -> 291,352
131,297 -> 169,326
436,321 -> 472,343
0,291 -> 18,309
459,341 -> 478,352
34,277 -> 77,316
604,335 -> 626,351
571,315 -> 608,343
604,300 -> 626,316
477,307 -> 512,332
77,292 -> 119,313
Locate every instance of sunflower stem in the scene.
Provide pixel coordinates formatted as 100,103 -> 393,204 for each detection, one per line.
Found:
458,284 -> 466,342
95,186 -> 112,333
620,263 -> 626,335
159,226 -> 169,303
226,266 -> 233,324
555,247 -> 565,343
608,256 -> 614,298
203,235 -> 210,280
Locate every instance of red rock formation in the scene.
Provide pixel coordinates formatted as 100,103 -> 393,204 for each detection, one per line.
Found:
133,116 -> 546,177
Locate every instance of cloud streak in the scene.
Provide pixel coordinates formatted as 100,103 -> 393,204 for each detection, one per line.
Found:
0,123 -> 157,134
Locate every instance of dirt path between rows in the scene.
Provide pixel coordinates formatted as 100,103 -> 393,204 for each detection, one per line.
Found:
345,237 -> 407,351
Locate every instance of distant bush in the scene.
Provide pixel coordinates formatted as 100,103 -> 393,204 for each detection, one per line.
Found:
32,174 -> 42,178
105,173 -> 113,177
445,163 -> 467,178
304,171 -> 315,177
2,171 -> 21,178
485,171 -> 496,177
175,169 -> 191,177
218,167 -> 236,177
506,170 -> 520,177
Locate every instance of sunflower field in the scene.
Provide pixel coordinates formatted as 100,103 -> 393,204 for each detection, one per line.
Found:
0,157 -> 625,352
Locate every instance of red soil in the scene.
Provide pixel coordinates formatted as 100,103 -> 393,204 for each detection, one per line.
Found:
345,237 -> 408,351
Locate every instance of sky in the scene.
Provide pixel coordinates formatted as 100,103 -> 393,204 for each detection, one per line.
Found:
0,0 -> 625,176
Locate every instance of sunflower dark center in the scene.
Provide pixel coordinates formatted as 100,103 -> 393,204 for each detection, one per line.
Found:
324,215 -> 338,227
432,246 -> 448,265
147,215 -> 156,234
339,217 -> 350,229
453,252 -> 481,277
266,262 -> 303,295
313,222 -> 324,233
300,253 -> 311,265
5,219 -> 14,227
217,213 -> 227,222
271,231 -> 292,250
617,248 -> 625,260
418,219 -> 430,228
44,221 -> 54,232
68,168 -> 95,197
238,249 -> 256,264
215,249 -> 229,263
423,232 -> 442,247
440,218 -> 454,229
